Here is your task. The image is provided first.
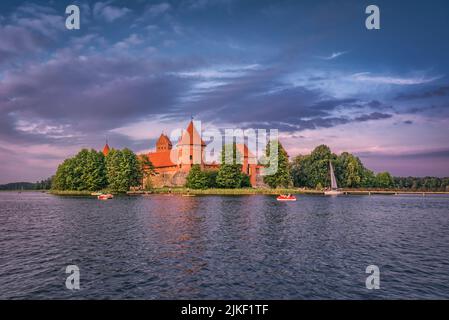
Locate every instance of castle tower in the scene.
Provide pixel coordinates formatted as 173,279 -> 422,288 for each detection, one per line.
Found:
177,120 -> 206,172
102,141 -> 110,156
156,134 -> 172,152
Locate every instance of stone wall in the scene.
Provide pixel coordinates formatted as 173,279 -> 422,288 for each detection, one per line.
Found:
147,171 -> 188,188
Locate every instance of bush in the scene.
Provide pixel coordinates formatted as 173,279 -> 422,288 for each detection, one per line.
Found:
204,170 -> 218,188
241,174 -> 251,188
186,165 -> 208,189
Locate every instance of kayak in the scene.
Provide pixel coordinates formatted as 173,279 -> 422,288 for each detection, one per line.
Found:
276,195 -> 296,201
98,194 -> 114,200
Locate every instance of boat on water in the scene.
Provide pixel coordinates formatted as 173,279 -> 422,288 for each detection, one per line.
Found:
324,161 -> 343,196
98,194 -> 114,200
277,194 -> 297,201
91,192 -> 103,196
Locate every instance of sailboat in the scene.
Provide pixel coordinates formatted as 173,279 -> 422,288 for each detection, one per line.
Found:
324,161 -> 343,196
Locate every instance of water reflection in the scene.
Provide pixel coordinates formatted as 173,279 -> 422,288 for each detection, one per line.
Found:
1,192 -> 449,299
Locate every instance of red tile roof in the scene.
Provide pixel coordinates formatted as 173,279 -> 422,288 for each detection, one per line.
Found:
148,150 -> 176,168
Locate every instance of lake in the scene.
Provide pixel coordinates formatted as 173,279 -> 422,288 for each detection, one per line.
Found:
1,192 -> 449,299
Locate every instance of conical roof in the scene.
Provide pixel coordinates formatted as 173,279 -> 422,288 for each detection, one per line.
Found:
179,121 -> 206,146
102,143 -> 110,156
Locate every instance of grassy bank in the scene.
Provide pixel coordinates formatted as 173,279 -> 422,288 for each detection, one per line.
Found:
49,188 -> 318,196
49,190 -> 101,196
136,187 -> 321,195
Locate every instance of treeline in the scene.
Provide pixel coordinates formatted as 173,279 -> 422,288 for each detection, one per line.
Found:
52,148 -> 148,193
0,178 -> 52,191
186,144 -> 252,189
393,176 -> 449,192
291,145 -> 449,191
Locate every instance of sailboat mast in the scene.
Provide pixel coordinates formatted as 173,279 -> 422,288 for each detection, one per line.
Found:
329,161 -> 338,190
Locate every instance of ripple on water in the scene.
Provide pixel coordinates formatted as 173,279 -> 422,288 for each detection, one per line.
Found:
0,192 -> 449,299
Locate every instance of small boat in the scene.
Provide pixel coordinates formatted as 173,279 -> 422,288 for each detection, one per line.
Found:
277,194 -> 297,201
98,194 -> 114,200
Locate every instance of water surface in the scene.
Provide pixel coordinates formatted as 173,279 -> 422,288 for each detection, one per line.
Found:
1,192 -> 448,299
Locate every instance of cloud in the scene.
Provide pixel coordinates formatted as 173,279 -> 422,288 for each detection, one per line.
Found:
354,112 -> 393,122
395,85 -> 449,100
93,1 -> 131,22
351,72 -> 442,85
145,3 -> 172,16
0,51 -> 199,146
321,51 -> 348,60
0,4 -> 64,66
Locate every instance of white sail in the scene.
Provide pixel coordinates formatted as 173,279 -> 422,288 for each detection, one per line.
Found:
329,161 -> 338,190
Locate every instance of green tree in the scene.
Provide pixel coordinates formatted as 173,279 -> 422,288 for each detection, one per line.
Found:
376,172 -> 394,189
106,148 -> 142,192
302,145 -> 335,188
263,140 -> 292,188
205,170 -> 218,188
336,152 -> 366,188
241,174 -> 251,188
216,143 -> 243,188
52,149 -> 107,191
291,154 -> 309,187
186,165 -> 208,189
138,154 -> 154,190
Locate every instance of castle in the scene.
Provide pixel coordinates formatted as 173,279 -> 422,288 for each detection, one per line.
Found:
102,120 -> 261,188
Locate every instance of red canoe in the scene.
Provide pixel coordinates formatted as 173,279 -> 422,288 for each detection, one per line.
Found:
98,194 -> 114,200
276,195 -> 297,201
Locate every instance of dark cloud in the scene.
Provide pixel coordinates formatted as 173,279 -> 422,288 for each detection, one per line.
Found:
179,67 -> 370,131
0,51 -> 200,144
354,112 -> 392,122
395,85 -> 449,100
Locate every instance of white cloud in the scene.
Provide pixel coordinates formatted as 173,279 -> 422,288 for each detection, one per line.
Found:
146,3 -> 171,16
93,1 -> 131,22
321,51 -> 348,60
351,72 -> 442,85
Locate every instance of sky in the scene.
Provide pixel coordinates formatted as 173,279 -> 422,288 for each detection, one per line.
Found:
0,0 -> 449,183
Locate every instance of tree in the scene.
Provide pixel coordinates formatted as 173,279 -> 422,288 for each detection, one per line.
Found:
205,170 -> 218,188
138,154 -> 154,190
216,143 -> 243,188
138,154 -> 154,179
186,165 -> 208,189
291,154 -> 309,187
263,140 -> 292,188
336,152 -> 366,188
52,149 -> 107,191
241,174 -> 251,188
300,145 -> 335,188
376,172 -> 394,189
106,148 -> 142,192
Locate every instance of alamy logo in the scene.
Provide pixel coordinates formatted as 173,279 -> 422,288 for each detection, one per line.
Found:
365,5 -> 380,30
365,265 -> 380,289
65,265 -> 80,290
65,5 -> 80,30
